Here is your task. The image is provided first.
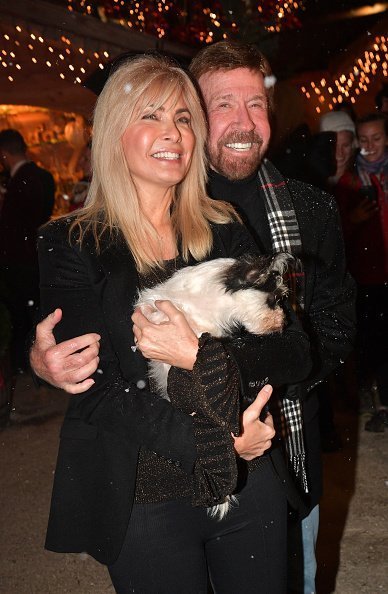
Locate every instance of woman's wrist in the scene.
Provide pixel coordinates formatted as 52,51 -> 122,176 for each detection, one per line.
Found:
179,335 -> 199,370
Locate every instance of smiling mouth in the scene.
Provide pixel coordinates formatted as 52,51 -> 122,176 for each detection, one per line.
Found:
225,142 -> 255,151
152,151 -> 181,160
360,148 -> 374,156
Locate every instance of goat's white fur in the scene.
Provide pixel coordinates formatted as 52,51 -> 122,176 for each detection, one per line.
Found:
134,254 -> 290,519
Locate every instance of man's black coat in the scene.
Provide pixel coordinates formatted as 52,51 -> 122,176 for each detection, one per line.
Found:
208,167 -> 356,508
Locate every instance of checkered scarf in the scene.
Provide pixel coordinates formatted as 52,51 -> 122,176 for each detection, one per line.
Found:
258,159 -> 308,493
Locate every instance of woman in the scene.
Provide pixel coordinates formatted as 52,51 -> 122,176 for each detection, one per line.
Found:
334,113 -> 388,432
39,54 -> 311,593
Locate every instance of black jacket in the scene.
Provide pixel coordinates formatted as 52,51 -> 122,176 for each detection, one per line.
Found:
0,161 -> 55,266
39,218 -> 312,565
208,169 -> 356,507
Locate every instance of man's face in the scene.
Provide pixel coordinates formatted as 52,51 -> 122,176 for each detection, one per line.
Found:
0,149 -> 10,171
357,119 -> 387,163
198,68 -> 271,180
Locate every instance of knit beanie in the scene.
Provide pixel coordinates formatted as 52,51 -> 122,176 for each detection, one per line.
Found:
319,111 -> 356,135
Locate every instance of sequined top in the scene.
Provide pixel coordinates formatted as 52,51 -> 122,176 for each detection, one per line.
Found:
135,258 -> 241,507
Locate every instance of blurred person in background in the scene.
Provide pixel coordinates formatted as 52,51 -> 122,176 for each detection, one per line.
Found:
375,83 -> 388,115
0,129 -> 55,374
334,113 -> 388,432
319,111 -> 357,188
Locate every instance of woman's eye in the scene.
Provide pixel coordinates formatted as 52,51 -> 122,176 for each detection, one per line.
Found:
177,116 -> 191,125
142,113 -> 157,120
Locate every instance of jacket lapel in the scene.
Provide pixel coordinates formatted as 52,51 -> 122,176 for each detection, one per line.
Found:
97,238 -> 148,382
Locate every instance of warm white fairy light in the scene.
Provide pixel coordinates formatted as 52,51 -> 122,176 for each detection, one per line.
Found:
300,35 -> 387,110
0,21 -> 111,87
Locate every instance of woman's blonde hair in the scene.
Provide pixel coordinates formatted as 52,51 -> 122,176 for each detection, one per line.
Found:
71,53 -> 237,272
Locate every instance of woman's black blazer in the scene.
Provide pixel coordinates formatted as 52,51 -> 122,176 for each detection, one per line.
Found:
38,218 -> 311,565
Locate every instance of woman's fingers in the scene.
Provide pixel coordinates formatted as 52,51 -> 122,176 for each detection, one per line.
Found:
131,301 -> 198,369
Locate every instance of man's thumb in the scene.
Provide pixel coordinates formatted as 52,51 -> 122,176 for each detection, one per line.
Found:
36,308 -> 62,341
245,384 -> 273,419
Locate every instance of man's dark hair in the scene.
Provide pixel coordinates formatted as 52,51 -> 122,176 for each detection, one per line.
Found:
190,41 -> 274,111
356,112 -> 388,136
0,128 -> 27,155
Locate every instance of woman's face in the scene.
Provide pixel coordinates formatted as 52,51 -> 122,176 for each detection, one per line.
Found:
121,92 -> 195,196
335,130 -> 354,174
357,120 -> 387,163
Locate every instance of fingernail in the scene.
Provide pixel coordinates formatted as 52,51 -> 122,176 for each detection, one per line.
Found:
262,385 -> 272,393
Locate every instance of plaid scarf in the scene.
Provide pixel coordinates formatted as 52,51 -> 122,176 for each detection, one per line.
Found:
258,159 -> 308,493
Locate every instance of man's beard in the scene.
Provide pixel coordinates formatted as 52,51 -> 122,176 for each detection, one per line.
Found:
208,131 -> 265,181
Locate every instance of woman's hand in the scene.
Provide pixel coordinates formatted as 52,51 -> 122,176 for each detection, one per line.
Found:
349,197 -> 379,225
132,300 -> 199,370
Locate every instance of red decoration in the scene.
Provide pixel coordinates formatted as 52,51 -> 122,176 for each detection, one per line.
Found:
66,1 -> 304,46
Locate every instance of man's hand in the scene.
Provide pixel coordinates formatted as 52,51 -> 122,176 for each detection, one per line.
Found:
30,308 -> 101,394
233,385 -> 275,460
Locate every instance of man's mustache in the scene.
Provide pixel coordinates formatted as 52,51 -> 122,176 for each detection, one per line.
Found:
220,131 -> 263,147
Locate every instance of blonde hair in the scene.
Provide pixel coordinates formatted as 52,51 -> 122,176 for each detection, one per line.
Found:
70,53 -> 237,272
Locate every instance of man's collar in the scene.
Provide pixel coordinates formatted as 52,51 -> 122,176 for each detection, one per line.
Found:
10,159 -> 29,178
208,167 -> 259,186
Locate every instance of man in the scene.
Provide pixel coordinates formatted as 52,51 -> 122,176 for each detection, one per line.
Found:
30,42 -> 355,593
0,128 -> 55,373
190,43 -> 355,593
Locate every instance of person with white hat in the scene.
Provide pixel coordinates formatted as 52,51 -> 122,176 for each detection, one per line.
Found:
319,110 -> 357,185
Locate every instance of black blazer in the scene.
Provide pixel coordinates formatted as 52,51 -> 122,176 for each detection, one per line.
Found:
0,161 -> 55,266
39,218 -> 312,564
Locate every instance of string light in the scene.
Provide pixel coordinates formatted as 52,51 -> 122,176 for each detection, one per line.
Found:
1,2 -> 305,89
300,35 -> 387,109
0,21 -> 111,86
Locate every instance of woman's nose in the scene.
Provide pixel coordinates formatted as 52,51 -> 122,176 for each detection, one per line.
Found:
162,120 -> 181,142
